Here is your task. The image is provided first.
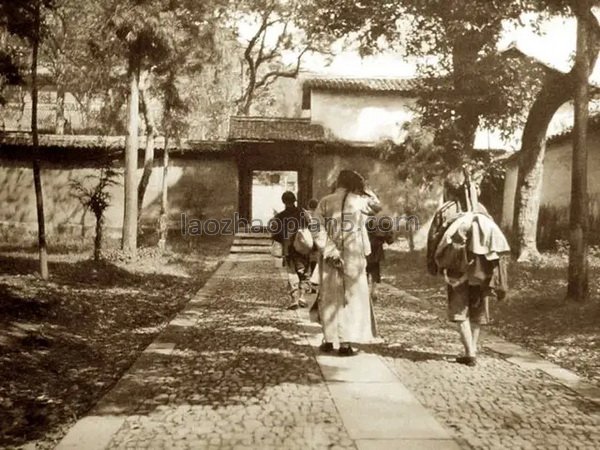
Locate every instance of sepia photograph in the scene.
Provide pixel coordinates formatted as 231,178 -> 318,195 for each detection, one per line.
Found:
0,0 -> 599,449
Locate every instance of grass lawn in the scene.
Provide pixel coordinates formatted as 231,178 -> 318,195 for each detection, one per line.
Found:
0,233 -> 232,449
383,249 -> 600,386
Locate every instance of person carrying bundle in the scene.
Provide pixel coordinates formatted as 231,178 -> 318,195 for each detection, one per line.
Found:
426,168 -> 510,367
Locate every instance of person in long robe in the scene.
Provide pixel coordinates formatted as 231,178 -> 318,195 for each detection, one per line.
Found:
313,170 -> 381,356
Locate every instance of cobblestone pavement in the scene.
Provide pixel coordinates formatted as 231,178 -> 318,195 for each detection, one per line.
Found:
369,282 -> 600,450
61,252 -> 600,450
104,255 -> 355,450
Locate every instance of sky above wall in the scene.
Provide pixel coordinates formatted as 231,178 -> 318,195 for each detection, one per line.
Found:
314,15 -> 600,151
299,15 -> 598,81
239,11 -> 600,151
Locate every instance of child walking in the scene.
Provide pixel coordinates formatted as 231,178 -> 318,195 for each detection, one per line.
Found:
366,216 -> 394,301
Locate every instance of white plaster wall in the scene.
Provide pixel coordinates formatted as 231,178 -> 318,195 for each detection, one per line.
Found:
0,158 -> 238,237
501,129 -> 600,229
310,91 -> 416,143
309,90 -> 519,150
502,158 -> 518,228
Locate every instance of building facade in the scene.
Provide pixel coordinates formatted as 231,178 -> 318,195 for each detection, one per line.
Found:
502,119 -> 600,248
0,77 -> 439,246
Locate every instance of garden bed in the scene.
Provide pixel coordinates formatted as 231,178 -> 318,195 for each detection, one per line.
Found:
0,234 -> 232,448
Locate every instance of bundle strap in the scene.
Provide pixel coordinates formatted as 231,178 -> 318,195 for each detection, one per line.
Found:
340,190 -> 349,305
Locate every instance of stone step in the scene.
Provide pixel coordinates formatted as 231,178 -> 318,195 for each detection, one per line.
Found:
230,245 -> 272,254
233,238 -> 271,247
234,232 -> 270,238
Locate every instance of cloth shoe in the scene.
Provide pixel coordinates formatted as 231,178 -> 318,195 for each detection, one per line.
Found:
456,356 -> 476,367
319,342 -> 334,353
338,346 -> 359,357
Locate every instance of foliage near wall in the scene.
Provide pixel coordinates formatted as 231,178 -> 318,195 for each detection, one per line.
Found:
537,198 -> 600,250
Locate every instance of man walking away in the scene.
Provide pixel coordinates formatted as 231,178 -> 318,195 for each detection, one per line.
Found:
427,170 -> 509,367
270,191 -> 310,310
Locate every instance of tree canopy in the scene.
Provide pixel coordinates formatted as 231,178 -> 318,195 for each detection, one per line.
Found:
309,1 -> 552,171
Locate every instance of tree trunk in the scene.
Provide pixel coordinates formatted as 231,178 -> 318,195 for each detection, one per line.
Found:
80,208 -> 87,243
436,36 -> 481,165
137,129 -> 155,219
31,1 -> 48,280
137,88 -> 155,220
513,73 -> 571,261
32,162 -> 48,278
94,213 -> 103,262
238,61 -> 256,116
237,91 -> 252,115
567,1 -> 592,302
407,229 -> 415,252
55,87 -> 65,135
158,135 -> 169,251
122,66 -> 139,258
513,13 -> 600,261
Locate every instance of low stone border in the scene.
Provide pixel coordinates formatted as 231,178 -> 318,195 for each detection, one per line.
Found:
379,281 -> 600,408
56,257 -> 235,450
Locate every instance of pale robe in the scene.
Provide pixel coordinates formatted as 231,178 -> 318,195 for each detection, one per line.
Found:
314,188 -> 381,344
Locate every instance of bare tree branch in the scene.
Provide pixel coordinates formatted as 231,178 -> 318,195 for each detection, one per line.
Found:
255,45 -> 309,90
256,19 -> 288,66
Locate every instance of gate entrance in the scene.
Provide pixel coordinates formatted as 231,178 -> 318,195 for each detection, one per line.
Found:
229,116 -> 324,228
251,171 -> 298,225
236,142 -> 313,226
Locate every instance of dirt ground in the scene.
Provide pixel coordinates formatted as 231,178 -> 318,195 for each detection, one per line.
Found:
0,234 -> 232,449
383,249 -> 600,387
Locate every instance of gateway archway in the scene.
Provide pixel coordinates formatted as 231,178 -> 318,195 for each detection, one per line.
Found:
251,170 -> 298,225
236,142 -> 313,225
228,116 -> 324,226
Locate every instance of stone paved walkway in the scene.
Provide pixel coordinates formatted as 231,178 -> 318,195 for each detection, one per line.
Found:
372,282 -> 600,450
56,253 -> 600,450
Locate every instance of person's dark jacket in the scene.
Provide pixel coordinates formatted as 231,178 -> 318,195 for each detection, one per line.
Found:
270,206 -> 307,257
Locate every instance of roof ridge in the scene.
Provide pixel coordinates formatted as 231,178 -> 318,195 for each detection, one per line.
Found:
230,116 -> 311,122
304,75 -> 420,80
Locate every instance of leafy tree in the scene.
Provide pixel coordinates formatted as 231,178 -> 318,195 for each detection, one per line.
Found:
70,165 -> 120,262
310,0 -> 542,165
0,0 -> 56,279
93,0 -> 225,258
40,0 -> 118,134
134,3 -> 223,246
311,0 -> 600,270
0,37 -> 23,105
512,2 -> 600,262
155,70 -> 191,250
230,0 -> 330,115
567,0 -> 596,302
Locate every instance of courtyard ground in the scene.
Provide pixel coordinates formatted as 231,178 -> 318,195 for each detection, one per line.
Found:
383,249 -> 600,387
53,249 -> 599,450
2,235 -> 599,449
0,234 -> 232,449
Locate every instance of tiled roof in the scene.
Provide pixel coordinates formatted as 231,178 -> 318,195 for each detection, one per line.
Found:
302,77 -> 422,109
0,132 -> 229,154
0,133 -> 126,149
303,77 -> 422,93
547,112 -> 600,144
228,116 -> 325,142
